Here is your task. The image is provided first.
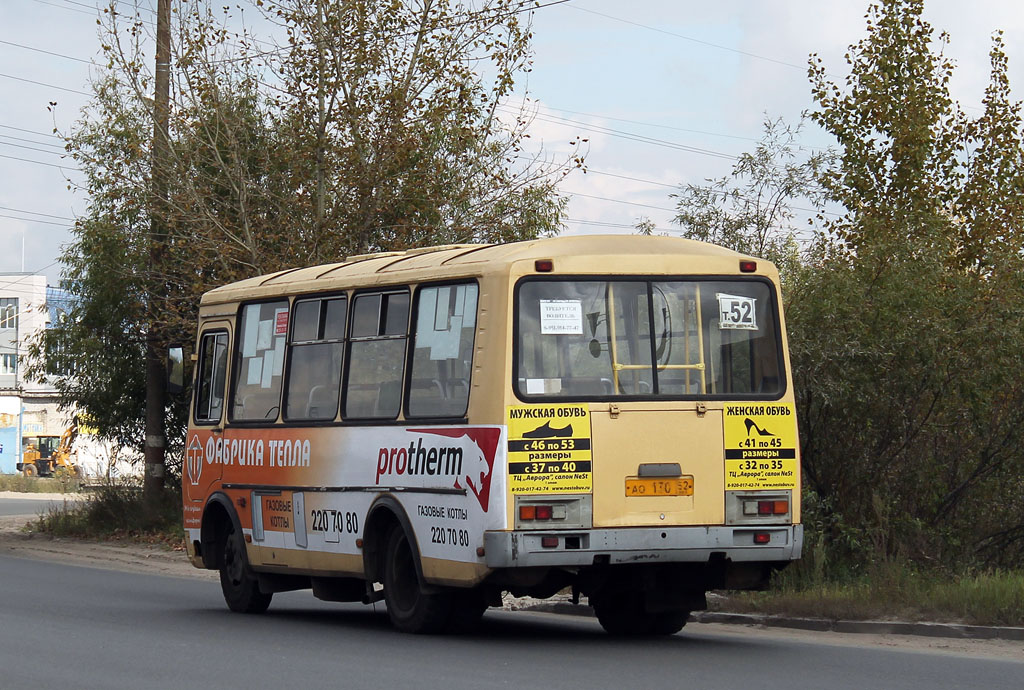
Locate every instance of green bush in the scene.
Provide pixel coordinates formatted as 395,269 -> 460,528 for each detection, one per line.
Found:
34,478 -> 181,542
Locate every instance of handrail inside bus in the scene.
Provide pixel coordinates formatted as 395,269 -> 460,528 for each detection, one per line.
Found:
607,282 -> 707,395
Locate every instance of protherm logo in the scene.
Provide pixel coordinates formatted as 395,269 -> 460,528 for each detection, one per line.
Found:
375,428 -> 501,512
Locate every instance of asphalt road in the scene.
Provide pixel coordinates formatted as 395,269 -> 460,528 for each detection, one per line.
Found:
0,554 -> 1020,690
0,494 -> 76,517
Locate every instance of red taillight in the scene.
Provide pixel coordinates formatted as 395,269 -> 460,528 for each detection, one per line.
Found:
739,260 -> 757,273
754,532 -> 771,545
541,536 -> 559,548
536,505 -> 553,520
757,500 -> 789,515
535,259 -> 554,272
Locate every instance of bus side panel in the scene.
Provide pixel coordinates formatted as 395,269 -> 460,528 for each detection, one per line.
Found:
188,425 -> 507,583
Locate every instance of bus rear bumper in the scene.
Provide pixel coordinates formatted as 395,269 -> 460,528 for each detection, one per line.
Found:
484,524 -> 803,569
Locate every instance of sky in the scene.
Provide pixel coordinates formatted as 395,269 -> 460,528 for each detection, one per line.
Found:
2,0 -> 1024,287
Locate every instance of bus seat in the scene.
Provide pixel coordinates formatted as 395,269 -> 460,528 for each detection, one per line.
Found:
306,385 -> 338,419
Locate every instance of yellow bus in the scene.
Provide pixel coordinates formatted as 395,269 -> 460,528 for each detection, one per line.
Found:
182,234 -> 802,634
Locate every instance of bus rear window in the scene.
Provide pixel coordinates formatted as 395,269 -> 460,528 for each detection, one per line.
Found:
516,279 -> 784,399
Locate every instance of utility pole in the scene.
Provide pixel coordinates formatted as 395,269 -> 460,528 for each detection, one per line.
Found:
144,0 -> 171,511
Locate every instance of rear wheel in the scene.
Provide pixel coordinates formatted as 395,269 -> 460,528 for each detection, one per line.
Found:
648,609 -> 689,635
382,526 -> 451,633
219,521 -> 272,614
593,592 -> 688,636
593,592 -> 652,636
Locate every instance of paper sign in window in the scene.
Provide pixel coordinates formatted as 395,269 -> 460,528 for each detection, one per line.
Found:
717,293 -> 758,330
540,299 -> 583,335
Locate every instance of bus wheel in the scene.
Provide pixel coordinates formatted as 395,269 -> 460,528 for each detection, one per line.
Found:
219,521 -> 272,614
648,609 -> 689,635
382,526 -> 451,633
593,592 -> 652,636
446,588 -> 488,633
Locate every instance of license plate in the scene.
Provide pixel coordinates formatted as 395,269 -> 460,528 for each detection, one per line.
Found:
625,477 -> 694,497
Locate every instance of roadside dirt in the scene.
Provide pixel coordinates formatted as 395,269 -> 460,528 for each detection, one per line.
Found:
0,492 -> 215,581
0,494 -> 1019,661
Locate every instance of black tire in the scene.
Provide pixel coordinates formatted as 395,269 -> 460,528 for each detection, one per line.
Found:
382,526 -> 451,633
446,588 -> 488,633
593,592 -> 652,636
22,464 -> 37,478
219,521 -> 272,614
648,609 -> 689,636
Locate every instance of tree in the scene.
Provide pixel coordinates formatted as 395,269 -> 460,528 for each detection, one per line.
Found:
790,0 -> 1024,571
33,0 -> 579,488
672,117 -> 830,282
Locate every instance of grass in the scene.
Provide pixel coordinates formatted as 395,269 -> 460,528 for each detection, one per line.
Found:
32,479 -> 184,549
0,473 -> 84,494
720,568 -> 1024,627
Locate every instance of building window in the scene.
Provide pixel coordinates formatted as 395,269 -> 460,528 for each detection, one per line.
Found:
0,299 -> 17,330
0,353 -> 17,375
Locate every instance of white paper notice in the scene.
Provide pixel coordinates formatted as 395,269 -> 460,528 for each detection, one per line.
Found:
717,293 -> 758,330
272,337 -> 285,376
261,351 -> 274,388
256,319 -> 273,351
242,304 -> 260,357
246,358 -> 263,385
540,300 -> 583,335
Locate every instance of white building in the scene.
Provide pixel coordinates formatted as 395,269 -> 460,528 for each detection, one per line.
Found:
0,273 -> 122,478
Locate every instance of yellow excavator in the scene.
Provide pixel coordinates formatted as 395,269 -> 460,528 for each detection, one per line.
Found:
18,419 -> 81,478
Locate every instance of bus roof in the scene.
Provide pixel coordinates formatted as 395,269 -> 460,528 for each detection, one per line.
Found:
201,234 -> 764,306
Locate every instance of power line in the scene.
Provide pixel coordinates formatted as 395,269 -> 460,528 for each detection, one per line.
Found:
0,72 -> 91,97
0,152 -> 80,172
0,206 -> 75,221
0,39 -> 95,65
0,140 -> 68,157
504,105 -> 740,161
0,213 -> 71,228
566,4 -> 811,74
0,123 -> 61,140
30,0 -> 97,17
562,189 -> 676,213
0,133 -> 66,150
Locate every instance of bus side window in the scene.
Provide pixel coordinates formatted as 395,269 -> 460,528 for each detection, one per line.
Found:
230,300 -> 289,421
345,290 -> 409,419
195,331 -> 228,424
407,283 -> 478,418
284,296 -> 346,421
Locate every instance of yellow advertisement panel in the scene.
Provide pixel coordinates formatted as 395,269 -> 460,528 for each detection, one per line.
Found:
507,404 -> 592,494
723,403 -> 798,490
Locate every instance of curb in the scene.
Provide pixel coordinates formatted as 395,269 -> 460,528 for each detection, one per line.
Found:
516,602 -> 1024,641
691,612 -> 1024,642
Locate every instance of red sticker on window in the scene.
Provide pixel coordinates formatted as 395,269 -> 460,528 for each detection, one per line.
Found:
274,309 -> 289,336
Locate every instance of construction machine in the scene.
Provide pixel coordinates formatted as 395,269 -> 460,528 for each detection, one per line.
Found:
18,419 -> 81,477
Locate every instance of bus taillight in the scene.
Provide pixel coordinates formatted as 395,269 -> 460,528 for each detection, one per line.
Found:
757,500 -> 789,516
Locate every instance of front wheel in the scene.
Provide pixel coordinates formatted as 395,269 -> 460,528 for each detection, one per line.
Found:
219,521 -> 272,614
22,463 -> 37,478
382,526 -> 451,633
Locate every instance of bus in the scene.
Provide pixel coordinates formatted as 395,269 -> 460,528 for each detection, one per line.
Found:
181,234 -> 802,635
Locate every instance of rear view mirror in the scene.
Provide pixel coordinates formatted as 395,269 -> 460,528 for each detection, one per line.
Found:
167,345 -> 185,395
